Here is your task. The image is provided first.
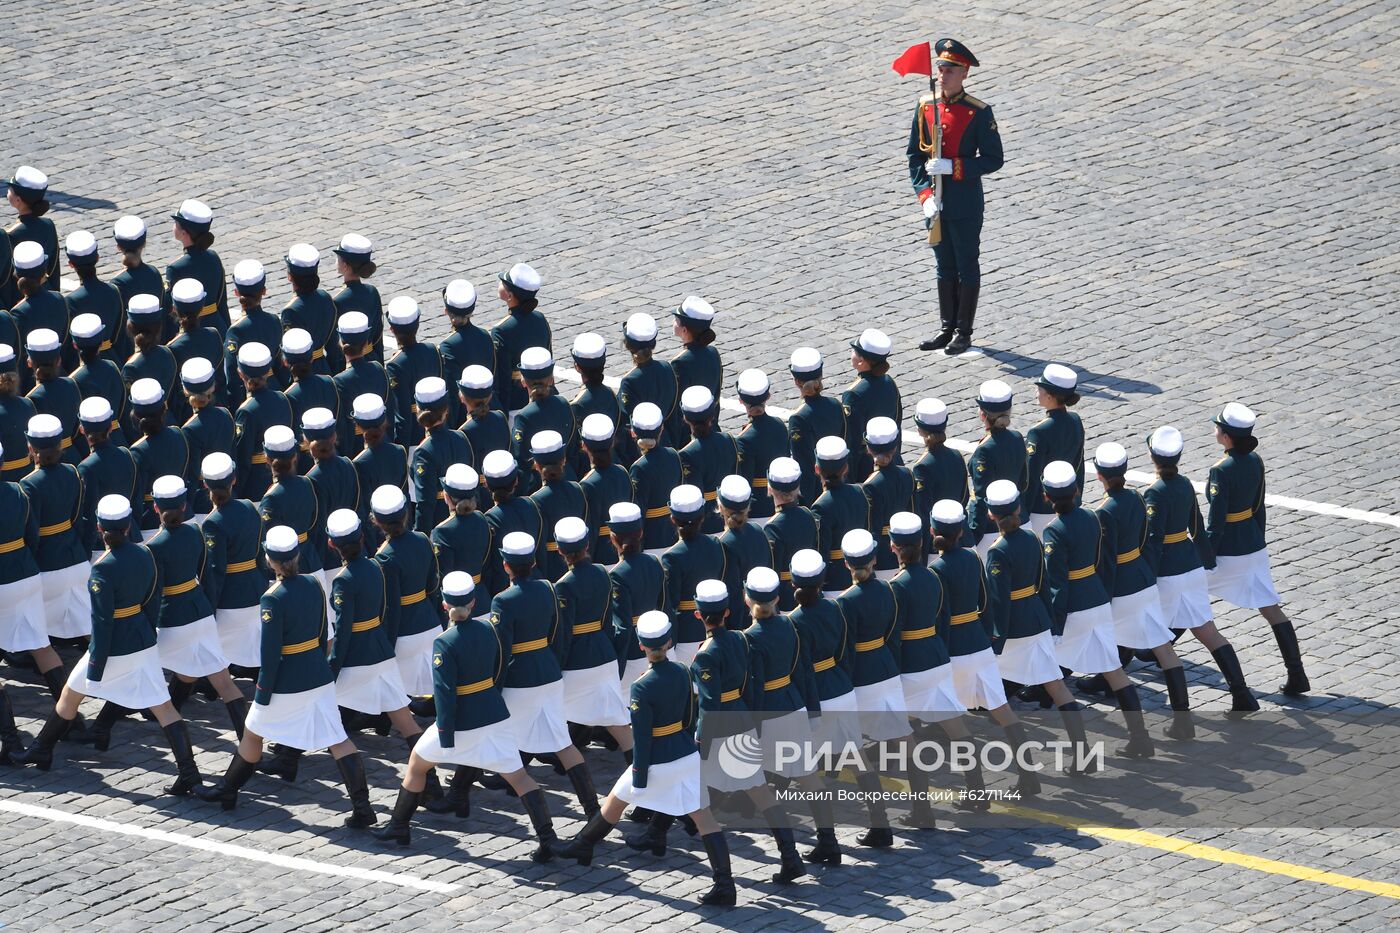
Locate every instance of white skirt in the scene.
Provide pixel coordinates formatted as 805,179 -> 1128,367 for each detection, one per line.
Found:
1110,586 -> 1174,650
0,574 -> 49,652
951,647 -> 1008,710
561,661 -> 630,727
215,605 -> 262,668
701,728 -> 767,792
406,445 -> 421,501
853,675 -> 912,741
612,750 -> 708,816
394,626 -> 441,697
312,569 -> 334,620
1207,549 -> 1281,609
901,663 -> 964,723
1157,567 -> 1214,630
997,630 -> 1063,686
1054,603 -> 1119,674
1029,512 -> 1054,536
500,681 -> 571,754
66,646 -> 169,710
621,656 -> 650,694
812,689 -> 863,751
246,681 -> 348,750
336,658 -> 408,714
42,561 -> 91,638
157,616 -> 228,678
413,718 -> 522,774
760,708 -> 818,777
672,641 -> 700,667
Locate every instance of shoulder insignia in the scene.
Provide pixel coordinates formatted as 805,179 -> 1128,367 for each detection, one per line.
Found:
975,462 -> 986,473
415,463 -> 425,475
333,593 -> 343,607
989,118 -> 998,133
226,340 -> 237,354
1025,442 -> 1036,456
205,535 -> 215,548
261,609 -> 273,622
917,91 -> 936,107
700,668 -> 712,681
90,579 -> 101,593
489,612 -> 500,625
1044,543 -> 1054,555
234,424 -> 243,441
629,698 -> 640,712
962,93 -> 987,110
990,564 -> 1001,575
388,375 -> 397,389
1146,505 -> 1155,517
1208,483 -> 1218,497
433,652 -> 443,668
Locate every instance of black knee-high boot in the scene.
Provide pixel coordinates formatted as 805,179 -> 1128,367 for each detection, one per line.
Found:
194,753 -> 259,809
404,734 -> 444,807
224,697 -> 248,739
519,788 -> 558,863
90,702 -> 130,752
945,282 -> 979,355
551,811 -> 616,865
625,810 -> 673,855
335,753 -> 377,829
1161,666 -> 1195,740
257,744 -> 303,781
426,765 -> 476,816
1210,645 -> 1260,712
1002,722 -> 1042,795
167,677 -> 196,711
1114,685 -> 1155,759
161,720 -> 202,796
698,832 -> 737,906
1058,702 -> 1097,774
762,805 -> 806,884
372,787 -> 420,846
1271,621 -> 1310,697
14,712 -> 74,770
0,689 -> 25,764
565,762 -> 600,816
40,667 -> 90,743
804,796 -> 841,864
920,279 -> 960,352
854,765 -> 893,847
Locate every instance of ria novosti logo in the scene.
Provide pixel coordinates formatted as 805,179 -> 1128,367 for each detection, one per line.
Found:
717,736 -> 1103,779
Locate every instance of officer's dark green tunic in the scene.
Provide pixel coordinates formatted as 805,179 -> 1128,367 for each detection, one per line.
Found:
670,342 -> 722,446
984,528 -> 1052,649
662,534 -> 733,648
411,424 -> 472,534
744,612 -> 820,714
352,439 -> 410,551
222,306 -> 285,410
77,443 -> 141,551
531,477 -> 588,582
460,409 -> 510,512
329,554 -> 396,676
481,494 -> 546,596
929,547 -> 991,658
557,559 -> 618,673
6,215 -> 61,292
835,577 -> 902,687
679,429 -> 741,534
842,373 -> 903,480
763,502 -> 820,611
254,574 -> 331,707
789,596 -> 854,701
891,561 -> 952,674
201,497 -> 268,613
736,413 -> 789,521
72,357 -> 130,447
0,479 -> 40,586
811,480 -> 869,592
1204,450 -> 1268,559
233,386 -> 294,502
787,394 -> 846,506
386,342 -> 442,449
332,358 -> 391,459
281,287 -> 342,375
490,306 -> 551,416
182,404 -> 234,516
332,280 -> 384,366
1040,508 -> 1112,635
148,520 -> 216,633
168,326 -> 227,407
307,454 -> 362,570
431,617 -> 510,743
260,474 -> 324,575
491,574 -> 567,688
863,462 -> 914,572
628,445 -> 681,553
1097,488 -> 1155,599
913,444 -> 972,554
285,373 -> 342,471
165,246 -> 230,336
21,461 -> 87,574
0,394 -> 37,483
628,659 -> 698,790
568,382 -> 621,475
130,424 -> 190,529
580,463 -> 631,565
430,509 -> 493,590
376,529 -> 443,640
1025,409 -> 1084,517
511,393 -> 577,497
967,427 -> 1028,542
1143,472 -> 1213,576
11,290 -> 71,392
719,522 -> 774,628
692,625 -> 754,751
618,358 -> 682,452
27,375 -> 85,466
86,541 -> 160,683
121,344 -> 179,431
607,552 -> 668,671
67,274 -> 128,364
439,319 -> 497,424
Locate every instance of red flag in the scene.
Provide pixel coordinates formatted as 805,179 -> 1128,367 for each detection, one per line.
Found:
891,42 -> 932,77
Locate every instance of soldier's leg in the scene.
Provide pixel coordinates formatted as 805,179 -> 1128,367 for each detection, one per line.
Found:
1260,604 -> 1309,696
502,767 -> 559,862
920,236 -> 961,351
688,808 -> 737,905
946,216 -> 984,355
374,750 -> 435,846
556,742 -> 600,815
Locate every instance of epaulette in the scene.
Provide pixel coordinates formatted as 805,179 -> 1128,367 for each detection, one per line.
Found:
917,91 -> 936,109
962,94 -> 988,110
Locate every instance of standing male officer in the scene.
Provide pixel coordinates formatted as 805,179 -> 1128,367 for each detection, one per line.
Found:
907,38 -> 1003,356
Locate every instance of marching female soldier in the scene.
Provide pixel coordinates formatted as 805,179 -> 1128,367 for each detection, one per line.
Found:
1025,365 -> 1085,535
912,398 -> 972,556
166,200 -> 229,336
6,167 -> 60,296
121,295 -> 178,423
0,346 -> 37,483
22,415 -> 90,641
0,438 -> 51,689
195,524 -> 375,826
431,464 -> 492,591
145,475 -> 247,738
678,386 -> 739,534
304,408 -> 362,571
966,380 -> 1027,558
1206,404 -> 1309,696
110,216 -> 162,364
491,263 -> 550,423
17,494 -> 202,793
811,437 -> 870,597
511,347 -> 578,497
843,330 -> 902,481
763,458 -> 819,611
70,314 -> 130,448
128,378 -> 190,530
65,231 -> 127,365
552,610 -> 736,907
385,296 -> 442,454
168,278 -> 226,413
372,571 -> 561,858
282,328 -> 341,472
281,244 -> 340,375
370,485 -> 443,708
627,403 -> 680,557
458,365 -> 510,509
199,453 -> 269,674
718,475 -> 775,629
10,242 -> 68,393
787,348 -> 847,507
863,417 -> 914,581
1091,443 -> 1193,739
669,297 -> 721,446
223,261 -> 285,410
579,413 -> 632,567
76,401 -> 139,561
180,359 -> 234,523
331,235 -> 384,366
480,449 -> 546,596
25,329 -> 85,465
331,312 -> 391,459
1039,462 -> 1154,758
231,342 -> 293,502
530,431 -> 587,582
606,502 -> 668,694
618,312 -> 682,454
260,425 -> 327,603
568,333 -> 620,474
927,501 -> 1043,790
980,484 -> 1095,767
662,485 -> 733,665
1143,426 -> 1258,711
734,369 -> 787,525
351,394 -> 409,550
555,516 -> 633,758
437,280 -> 494,423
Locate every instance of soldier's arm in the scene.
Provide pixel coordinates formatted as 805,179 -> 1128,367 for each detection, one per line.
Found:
608,578 -> 633,658
379,558 -> 402,642
1042,530 -> 1069,633
1254,461 -> 1267,537
1096,510 -> 1117,594
984,547 -> 1009,641
254,594 -> 283,705
432,637 -> 458,747
86,567 -> 115,681
548,583 -> 570,666
907,104 -> 933,200
797,628 -> 820,715
691,649 -> 722,713
410,451 -> 437,534
1204,463 -> 1227,552
628,684 -> 653,788
1189,486 -> 1216,571
884,585 -> 903,667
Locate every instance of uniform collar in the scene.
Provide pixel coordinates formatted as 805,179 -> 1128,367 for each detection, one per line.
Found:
941,89 -> 967,105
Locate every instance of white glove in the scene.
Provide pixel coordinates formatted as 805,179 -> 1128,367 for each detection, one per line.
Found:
922,197 -> 940,220
926,157 -> 953,176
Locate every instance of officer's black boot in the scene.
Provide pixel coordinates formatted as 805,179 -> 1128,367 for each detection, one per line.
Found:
565,762 -> 600,817
426,765 -> 476,817
225,697 -> 248,739
567,721 -> 591,751
920,279 -> 960,351
408,695 -> 436,718
900,752 -> 936,828
1114,685 -> 1155,759
699,832 -> 737,906
90,702 -> 129,752
167,677 -> 196,712
1016,683 -> 1054,708
625,810 -> 673,856
41,666 -> 91,744
854,767 -> 894,848
1210,645 -> 1261,713
763,806 -> 807,884
1161,665 -> 1195,740
372,787 -> 420,847
804,798 -> 841,864
1003,722 -> 1042,796
1074,672 -> 1110,697
257,744 -> 303,782
336,752 -> 377,829
520,788 -> 558,863
1058,702 -> 1098,775
194,753 -> 258,810
403,734 -> 445,809
945,282 -> 979,355
551,811 -> 615,866
162,720 -> 202,796
0,689 -> 27,764
625,805 -> 653,823
957,757 -> 992,811
14,713 -> 73,770
1271,621 -> 1311,697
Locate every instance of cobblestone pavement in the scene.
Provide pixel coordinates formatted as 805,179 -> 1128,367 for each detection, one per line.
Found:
3,0 -> 1399,929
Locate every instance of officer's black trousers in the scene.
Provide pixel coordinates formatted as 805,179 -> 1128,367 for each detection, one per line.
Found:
932,215 -> 983,286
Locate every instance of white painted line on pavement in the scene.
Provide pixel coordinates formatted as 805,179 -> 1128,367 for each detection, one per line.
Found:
551,367 -> 1400,531
0,798 -> 460,894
